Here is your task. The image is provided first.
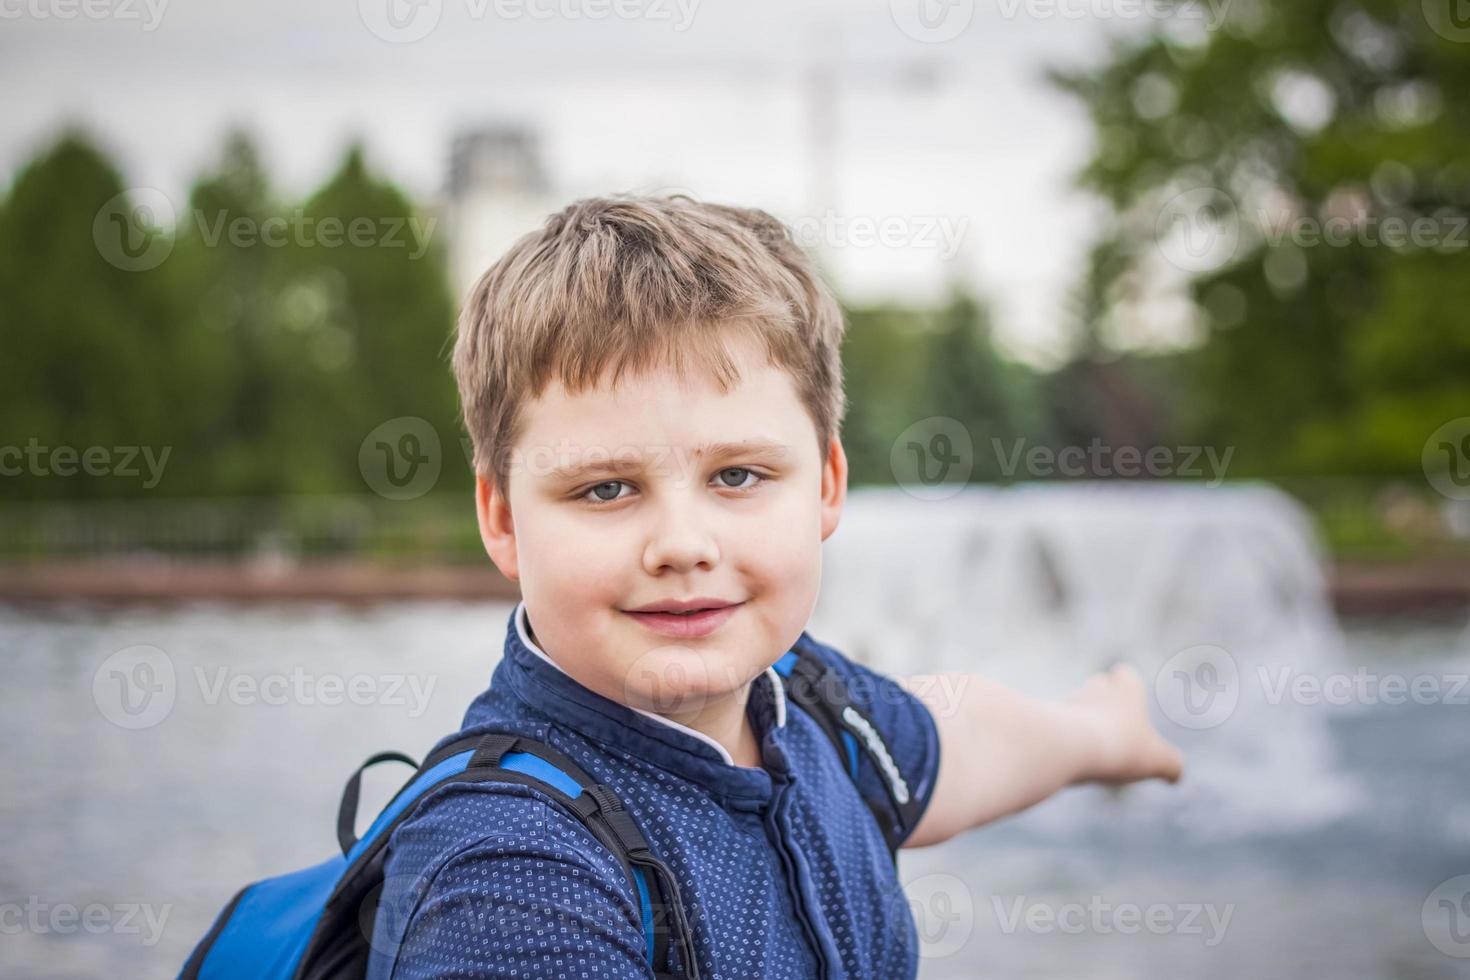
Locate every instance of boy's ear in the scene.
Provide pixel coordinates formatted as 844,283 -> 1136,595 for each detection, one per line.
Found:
819,434 -> 848,542
475,473 -> 519,582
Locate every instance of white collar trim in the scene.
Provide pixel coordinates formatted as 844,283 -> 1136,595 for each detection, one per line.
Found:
513,600 -> 785,768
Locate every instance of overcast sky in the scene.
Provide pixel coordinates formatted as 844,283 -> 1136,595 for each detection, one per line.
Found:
1,0 -> 1171,364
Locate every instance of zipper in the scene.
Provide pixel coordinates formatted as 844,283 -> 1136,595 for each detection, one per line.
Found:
766,774 -> 829,979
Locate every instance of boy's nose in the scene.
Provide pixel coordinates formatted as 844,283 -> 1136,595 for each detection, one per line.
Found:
641,502 -> 721,575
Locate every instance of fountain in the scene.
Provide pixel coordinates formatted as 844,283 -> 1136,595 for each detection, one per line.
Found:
811,482 -> 1364,837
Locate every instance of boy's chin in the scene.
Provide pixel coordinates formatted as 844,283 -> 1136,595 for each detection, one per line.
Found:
615,645 -> 753,717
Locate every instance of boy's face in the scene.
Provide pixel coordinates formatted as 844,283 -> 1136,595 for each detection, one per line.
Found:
476,330 -> 847,721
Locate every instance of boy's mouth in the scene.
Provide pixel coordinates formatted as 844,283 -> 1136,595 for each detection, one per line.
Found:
622,599 -> 744,639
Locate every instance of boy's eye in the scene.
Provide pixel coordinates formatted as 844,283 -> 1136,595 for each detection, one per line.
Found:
715,467 -> 760,489
584,480 -> 629,503
577,468 -> 765,505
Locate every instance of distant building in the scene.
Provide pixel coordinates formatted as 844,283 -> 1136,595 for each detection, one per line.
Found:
444,127 -> 556,296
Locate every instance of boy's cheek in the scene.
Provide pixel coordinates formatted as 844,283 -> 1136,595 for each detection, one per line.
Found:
749,502 -> 825,591
518,517 -> 627,594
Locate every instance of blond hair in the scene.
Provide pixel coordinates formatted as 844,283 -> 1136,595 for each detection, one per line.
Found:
452,194 -> 847,496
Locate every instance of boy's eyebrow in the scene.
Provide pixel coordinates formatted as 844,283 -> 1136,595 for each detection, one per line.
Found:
544,440 -> 794,482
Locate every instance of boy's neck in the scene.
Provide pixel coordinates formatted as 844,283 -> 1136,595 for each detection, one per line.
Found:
663,686 -> 764,770
523,610 -> 764,769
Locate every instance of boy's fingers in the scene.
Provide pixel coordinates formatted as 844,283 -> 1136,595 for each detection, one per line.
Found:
1157,742 -> 1185,783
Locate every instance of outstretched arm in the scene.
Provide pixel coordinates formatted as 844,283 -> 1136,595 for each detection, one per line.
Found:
897,665 -> 1184,848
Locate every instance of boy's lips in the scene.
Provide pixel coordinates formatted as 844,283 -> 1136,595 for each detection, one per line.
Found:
621,601 -> 744,639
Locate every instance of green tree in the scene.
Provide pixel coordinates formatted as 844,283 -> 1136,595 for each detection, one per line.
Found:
841,303 -> 933,485
920,293 -> 1048,480
165,129 -> 289,496
275,145 -> 464,495
841,293 -> 1045,485
1053,0 -> 1470,476
0,133 -> 466,504
0,132 -> 193,500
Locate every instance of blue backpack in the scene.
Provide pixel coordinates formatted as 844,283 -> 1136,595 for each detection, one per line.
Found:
179,643 -> 923,980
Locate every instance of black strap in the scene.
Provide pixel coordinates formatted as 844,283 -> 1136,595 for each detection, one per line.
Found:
780,644 -> 925,858
336,751 -> 419,856
465,733 -> 700,980
309,736 -> 700,979
467,731 -> 600,788
574,781 -> 699,979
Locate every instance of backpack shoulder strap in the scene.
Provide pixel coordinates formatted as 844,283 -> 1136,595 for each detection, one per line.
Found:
772,639 -> 927,860
299,732 -> 700,980
460,733 -> 700,980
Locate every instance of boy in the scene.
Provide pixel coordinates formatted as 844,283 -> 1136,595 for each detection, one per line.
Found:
367,196 -> 1183,979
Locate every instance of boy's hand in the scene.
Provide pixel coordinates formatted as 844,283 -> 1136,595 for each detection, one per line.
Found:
1064,664 -> 1184,787
900,665 -> 1186,848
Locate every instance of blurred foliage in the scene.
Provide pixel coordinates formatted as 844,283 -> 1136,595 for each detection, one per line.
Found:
1,84 -> 1464,560
1280,476 -> 1465,559
0,128 -> 1057,504
841,293 -> 1049,484
0,135 -> 191,492
1052,0 -> 1470,478
0,129 -> 464,502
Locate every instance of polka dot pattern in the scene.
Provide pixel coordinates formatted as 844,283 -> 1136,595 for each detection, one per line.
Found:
366,609 -> 941,980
